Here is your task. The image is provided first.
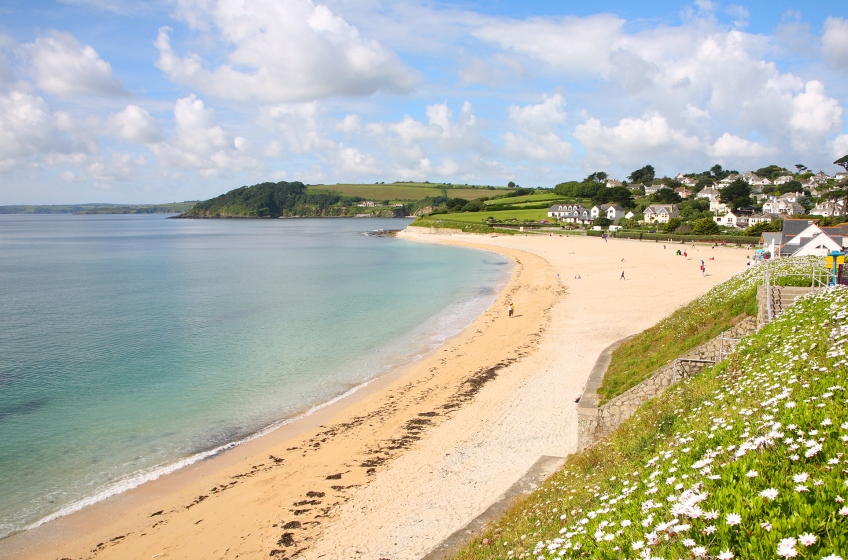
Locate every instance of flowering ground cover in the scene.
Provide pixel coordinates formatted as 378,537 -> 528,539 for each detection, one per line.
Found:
456,281 -> 847,559
599,256 -> 829,403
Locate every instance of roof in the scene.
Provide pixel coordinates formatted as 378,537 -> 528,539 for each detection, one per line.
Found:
762,232 -> 783,246
782,218 -> 818,239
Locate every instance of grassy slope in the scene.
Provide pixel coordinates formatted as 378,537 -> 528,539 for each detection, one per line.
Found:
485,193 -> 564,205
456,283 -> 848,560
438,208 -> 551,223
598,257 -> 829,403
306,184 -> 509,201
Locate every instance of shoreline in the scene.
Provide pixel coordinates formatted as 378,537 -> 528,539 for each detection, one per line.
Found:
0,230 -> 751,560
0,238 -> 548,560
10,242 -> 508,540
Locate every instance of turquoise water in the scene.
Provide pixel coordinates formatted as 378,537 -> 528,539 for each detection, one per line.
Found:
0,215 -> 507,538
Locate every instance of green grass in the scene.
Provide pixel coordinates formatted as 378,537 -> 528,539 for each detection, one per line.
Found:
437,208 -> 551,223
408,218 -> 519,234
598,257 -> 828,403
485,193 -> 564,205
455,284 -> 848,560
306,183 -> 509,201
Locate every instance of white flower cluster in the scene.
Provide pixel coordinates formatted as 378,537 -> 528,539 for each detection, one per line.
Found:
515,286 -> 848,560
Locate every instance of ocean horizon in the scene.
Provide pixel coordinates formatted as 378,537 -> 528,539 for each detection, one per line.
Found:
0,215 -> 508,539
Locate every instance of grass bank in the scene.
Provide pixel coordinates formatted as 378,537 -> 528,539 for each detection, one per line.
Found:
455,285 -> 848,560
598,257 -> 829,403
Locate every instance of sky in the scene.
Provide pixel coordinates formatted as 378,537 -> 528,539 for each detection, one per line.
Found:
1,0 -> 847,204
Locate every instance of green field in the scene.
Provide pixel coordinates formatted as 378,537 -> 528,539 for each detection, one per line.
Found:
437,208 -> 550,223
307,183 -> 507,201
484,193 -> 562,205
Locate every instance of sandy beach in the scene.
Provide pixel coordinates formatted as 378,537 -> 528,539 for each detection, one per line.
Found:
0,230 -> 751,560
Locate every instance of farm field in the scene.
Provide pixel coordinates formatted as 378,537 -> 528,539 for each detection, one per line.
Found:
484,193 -> 562,205
435,208 -> 550,223
307,183 -> 508,201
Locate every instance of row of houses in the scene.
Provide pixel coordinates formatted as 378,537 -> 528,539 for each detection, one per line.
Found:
600,170 -> 845,195
547,203 -> 679,224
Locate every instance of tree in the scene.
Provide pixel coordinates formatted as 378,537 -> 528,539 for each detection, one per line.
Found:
719,179 -> 752,211
692,217 -> 721,235
710,164 -> 726,179
628,165 -> 656,184
555,181 -> 602,198
795,164 -> 808,173
584,171 -> 608,183
592,186 -> 635,208
445,197 -> 468,212
507,181 -> 516,188
694,177 -> 714,193
462,200 -> 486,212
652,187 -> 682,204
593,216 -> 612,227
834,156 -> 848,173
744,218 -> 782,236
664,217 -> 682,233
755,165 -> 787,179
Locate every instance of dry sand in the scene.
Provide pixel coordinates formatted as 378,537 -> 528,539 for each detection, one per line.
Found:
0,230 -> 751,560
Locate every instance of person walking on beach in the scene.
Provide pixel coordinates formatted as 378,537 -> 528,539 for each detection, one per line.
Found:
620,270 -> 625,281
701,263 -> 706,277
508,302 -> 514,318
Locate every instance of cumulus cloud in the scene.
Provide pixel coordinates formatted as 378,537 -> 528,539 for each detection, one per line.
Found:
155,0 -> 417,102
574,113 -> 703,169
23,30 -> 125,96
502,94 -> 572,162
260,101 -> 336,153
474,14 -> 625,77
108,105 -> 163,143
822,17 -> 848,70
150,94 -> 261,176
0,90 -> 72,165
709,133 -> 774,159
787,80 -> 843,153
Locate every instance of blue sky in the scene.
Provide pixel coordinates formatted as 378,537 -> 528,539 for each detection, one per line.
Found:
1,0 -> 846,204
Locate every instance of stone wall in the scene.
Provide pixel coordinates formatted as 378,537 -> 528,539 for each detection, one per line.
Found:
576,316 -> 758,451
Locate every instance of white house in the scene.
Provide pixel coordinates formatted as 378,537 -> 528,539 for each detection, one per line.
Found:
714,211 -> 747,229
674,173 -> 698,187
773,175 -> 795,185
810,200 -> 846,217
624,210 -> 636,219
792,232 -> 843,256
697,186 -> 720,201
710,198 -> 729,215
548,204 -> 592,224
762,197 -> 805,215
719,174 -> 740,185
644,184 -> 665,195
742,172 -> 771,187
643,204 -> 679,224
605,179 -> 623,188
747,213 -> 775,226
590,204 -> 627,222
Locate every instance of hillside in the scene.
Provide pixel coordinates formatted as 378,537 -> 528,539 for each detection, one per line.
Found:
456,268 -> 848,560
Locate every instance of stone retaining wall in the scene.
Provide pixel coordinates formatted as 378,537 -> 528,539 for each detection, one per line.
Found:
576,316 -> 758,451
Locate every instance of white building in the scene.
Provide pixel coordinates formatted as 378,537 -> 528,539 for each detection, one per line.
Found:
590,204 -> 627,222
714,211 -> 747,229
643,204 -> 679,224
810,200 -> 846,217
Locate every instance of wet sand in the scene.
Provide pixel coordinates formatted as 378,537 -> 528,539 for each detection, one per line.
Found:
0,230 -> 750,560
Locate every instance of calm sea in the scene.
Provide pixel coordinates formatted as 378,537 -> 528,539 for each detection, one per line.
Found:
0,215 -> 507,538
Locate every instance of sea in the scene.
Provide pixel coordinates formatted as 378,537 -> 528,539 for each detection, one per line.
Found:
0,215 -> 508,539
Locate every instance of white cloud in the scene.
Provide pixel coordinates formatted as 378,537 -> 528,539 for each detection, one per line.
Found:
335,145 -> 380,175
85,152 -> 147,181
573,113 -> 703,169
261,101 -> 336,153
502,94 -> 572,162
474,14 -> 625,77
24,30 -> 125,96
709,133 -> 774,159
787,80 -> 843,153
150,94 -> 261,176
0,90 -> 72,165
156,0 -> 417,102
832,135 -> 848,159
337,114 -> 362,134
822,17 -> 848,70
108,105 -> 163,143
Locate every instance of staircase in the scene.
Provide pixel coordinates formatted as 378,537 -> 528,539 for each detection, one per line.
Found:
757,285 -> 821,326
